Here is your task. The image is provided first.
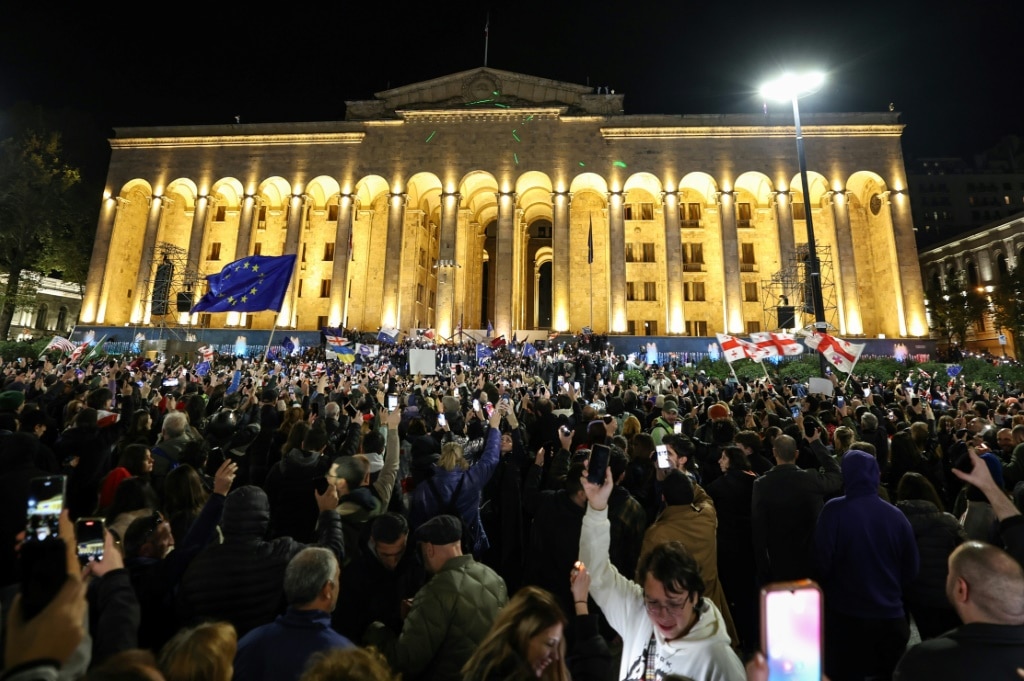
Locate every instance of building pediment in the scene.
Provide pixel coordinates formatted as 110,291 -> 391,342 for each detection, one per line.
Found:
344,67 -> 623,120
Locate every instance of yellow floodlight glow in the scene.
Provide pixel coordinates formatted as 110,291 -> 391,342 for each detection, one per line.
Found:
760,71 -> 826,102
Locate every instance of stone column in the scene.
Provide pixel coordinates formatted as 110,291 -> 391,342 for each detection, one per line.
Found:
828,191 -> 862,335
493,191 -> 516,338
435,191 -> 461,340
277,193 -> 307,327
330,193 -> 356,328
661,190 -> 684,334
186,195 -> 213,282
608,191 -> 626,333
552,191 -> 570,331
130,195 -> 170,324
83,196 -> 122,324
887,190 -> 927,337
233,194 -> 257,260
773,190 -> 796,273
717,191 -> 743,333
381,192 -> 407,330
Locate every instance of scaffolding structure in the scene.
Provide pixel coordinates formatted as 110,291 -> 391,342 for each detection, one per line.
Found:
761,243 -> 839,332
142,243 -> 199,340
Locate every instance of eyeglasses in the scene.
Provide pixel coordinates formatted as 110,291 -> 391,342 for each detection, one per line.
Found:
643,594 -> 691,616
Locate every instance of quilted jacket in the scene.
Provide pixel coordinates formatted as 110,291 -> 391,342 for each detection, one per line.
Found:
365,554 -> 508,681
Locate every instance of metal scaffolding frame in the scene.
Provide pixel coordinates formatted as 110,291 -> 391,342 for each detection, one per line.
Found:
761,243 -> 839,332
141,243 -> 201,340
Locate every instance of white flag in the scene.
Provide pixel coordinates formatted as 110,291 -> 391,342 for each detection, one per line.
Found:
716,333 -> 771,363
750,331 -> 804,357
804,332 -> 865,373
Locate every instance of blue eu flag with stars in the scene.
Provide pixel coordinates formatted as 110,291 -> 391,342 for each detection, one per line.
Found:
191,255 -> 297,314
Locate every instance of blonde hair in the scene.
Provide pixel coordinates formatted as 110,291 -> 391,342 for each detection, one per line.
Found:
438,441 -> 469,472
158,621 -> 237,681
300,646 -> 399,681
833,426 -> 855,458
462,586 -> 569,681
621,414 -> 642,439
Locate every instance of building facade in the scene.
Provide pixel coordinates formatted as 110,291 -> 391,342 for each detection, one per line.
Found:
1,272 -> 82,341
918,211 -> 1024,359
79,67 -> 927,343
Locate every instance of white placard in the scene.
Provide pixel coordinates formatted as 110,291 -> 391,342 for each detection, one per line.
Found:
408,348 -> 437,375
808,377 -> 834,396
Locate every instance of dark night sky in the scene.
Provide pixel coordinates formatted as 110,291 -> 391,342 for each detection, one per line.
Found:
2,1 -> 1020,185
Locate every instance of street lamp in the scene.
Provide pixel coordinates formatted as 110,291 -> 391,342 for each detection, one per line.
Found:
761,71 -> 828,374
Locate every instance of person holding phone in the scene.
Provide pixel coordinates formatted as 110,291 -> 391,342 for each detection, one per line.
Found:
579,467 -> 745,680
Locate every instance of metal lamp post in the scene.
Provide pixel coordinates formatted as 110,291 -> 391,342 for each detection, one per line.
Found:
761,71 -> 828,375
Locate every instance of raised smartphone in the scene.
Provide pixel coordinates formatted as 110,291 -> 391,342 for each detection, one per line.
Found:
387,394 -> 398,412
655,444 -> 671,469
587,443 -> 611,485
761,580 -> 823,681
75,517 -> 106,566
437,413 -> 447,427
21,476 -> 69,620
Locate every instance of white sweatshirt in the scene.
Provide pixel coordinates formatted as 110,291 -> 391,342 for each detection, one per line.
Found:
579,505 -> 745,681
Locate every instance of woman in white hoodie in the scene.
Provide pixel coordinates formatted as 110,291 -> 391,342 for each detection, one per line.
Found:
579,466 -> 745,681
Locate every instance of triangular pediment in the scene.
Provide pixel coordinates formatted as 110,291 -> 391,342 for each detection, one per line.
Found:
345,67 -> 623,120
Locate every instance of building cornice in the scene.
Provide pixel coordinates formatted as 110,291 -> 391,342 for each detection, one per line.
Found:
396,108 -> 566,123
600,125 -> 906,140
110,132 -> 365,149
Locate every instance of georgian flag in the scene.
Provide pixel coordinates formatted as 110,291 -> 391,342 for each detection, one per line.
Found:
749,331 -> 804,357
198,345 -> 214,363
803,332 -> 865,373
716,333 -> 771,363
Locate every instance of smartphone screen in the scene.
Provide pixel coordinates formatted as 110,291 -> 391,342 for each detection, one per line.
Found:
761,581 -> 823,681
75,518 -> 105,566
655,444 -> 671,469
836,396 -> 844,408
473,398 -> 481,412
573,381 -> 580,391
437,413 -> 447,427
484,402 -> 494,418
587,444 -> 611,484
387,395 -> 398,412
618,372 -> 624,382
674,422 -> 682,434
26,476 -> 66,542
790,405 -> 801,419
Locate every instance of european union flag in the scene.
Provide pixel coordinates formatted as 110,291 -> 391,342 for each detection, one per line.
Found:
522,342 -> 537,358
476,343 -> 493,363
190,254 -> 297,313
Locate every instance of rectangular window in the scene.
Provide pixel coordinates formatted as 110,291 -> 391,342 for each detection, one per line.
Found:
626,282 -> 637,301
257,206 -> 267,230
199,314 -> 211,328
625,243 -> 637,263
684,282 -> 706,301
792,202 -> 806,220
623,204 -> 634,220
253,242 -> 263,256
317,315 -> 329,329
416,284 -> 424,303
626,320 -> 636,335
744,282 -> 759,301
208,242 -> 221,261
683,243 -> 704,271
686,320 -> 708,336
319,279 -> 330,298
741,243 -> 757,271
737,202 -> 753,228
327,204 -> 339,221
678,202 -> 702,227
214,206 -> 226,222
640,202 -> 654,220
301,243 -> 307,262
746,320 -> 761,334
297,280 -> 303,298
323,242 -> 335,261
644,282 -> 657,301
537,225 -> 551,238
646,320 -> 658,335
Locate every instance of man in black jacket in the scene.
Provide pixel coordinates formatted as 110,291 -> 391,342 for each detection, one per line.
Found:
893,540 -> 1024,680
177,478 -> 342,638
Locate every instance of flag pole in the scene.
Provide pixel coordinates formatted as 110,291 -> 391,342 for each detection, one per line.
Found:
264,322 -> 280,367
588,212 -> 594,332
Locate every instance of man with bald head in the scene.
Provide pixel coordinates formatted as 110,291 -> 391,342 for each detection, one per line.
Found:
894,541 -> 1024,679
751,433 -> 843,585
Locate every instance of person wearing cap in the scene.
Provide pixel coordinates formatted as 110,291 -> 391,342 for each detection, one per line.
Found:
364,514 -> 508,681
649,402 -> 680,446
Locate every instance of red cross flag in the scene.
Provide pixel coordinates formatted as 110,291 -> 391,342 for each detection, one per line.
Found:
803,332 -> 865,374
716,333 -> 771,363
750,331 -> 805,357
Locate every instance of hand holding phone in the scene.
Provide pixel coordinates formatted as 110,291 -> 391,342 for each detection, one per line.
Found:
656,444 -> 671,469
437,413 -> 447,427
21,476 -> 69,620
74,518 -> 105,566
587,444 -> 611,485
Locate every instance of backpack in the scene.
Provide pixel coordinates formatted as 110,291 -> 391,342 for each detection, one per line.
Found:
425,474 -> 476,554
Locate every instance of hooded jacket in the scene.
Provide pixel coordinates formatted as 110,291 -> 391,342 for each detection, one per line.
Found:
815,450 -> 919,619
177,485 -> 343,637
264,447 -> 332,542
580,505 -> 745,681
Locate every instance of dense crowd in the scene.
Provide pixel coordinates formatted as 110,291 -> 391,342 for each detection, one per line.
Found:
0,340 -> 1023,681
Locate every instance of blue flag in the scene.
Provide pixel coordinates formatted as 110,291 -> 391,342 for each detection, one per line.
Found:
195,361 -> 211,376
190,254 -> 296,313
225,369 -> 241,395
281,337 -> 295,356
522,342 -> 537,358
377,327 -> 399,345
486,320 -> 493,338
476,343 -> 493,363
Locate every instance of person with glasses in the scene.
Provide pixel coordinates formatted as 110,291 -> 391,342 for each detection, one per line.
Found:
579,466 -> 745,681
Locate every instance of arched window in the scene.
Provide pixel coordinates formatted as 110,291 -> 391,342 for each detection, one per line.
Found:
996,253 -> 1009,279
56,306 -> 69,332
966,261 -> 979,286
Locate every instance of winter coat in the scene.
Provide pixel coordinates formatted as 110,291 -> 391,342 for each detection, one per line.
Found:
177,485 -> 343,637
896,499 -> 965,610
264,447 -> 332,542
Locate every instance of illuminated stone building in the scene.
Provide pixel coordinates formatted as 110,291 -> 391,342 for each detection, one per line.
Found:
80,67 -> 928,342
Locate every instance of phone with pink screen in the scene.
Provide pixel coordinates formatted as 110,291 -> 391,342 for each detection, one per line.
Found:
761,580 -> 822,681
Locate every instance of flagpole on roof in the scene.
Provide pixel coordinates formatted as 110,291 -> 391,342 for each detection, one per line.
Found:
483,13 -> 489,67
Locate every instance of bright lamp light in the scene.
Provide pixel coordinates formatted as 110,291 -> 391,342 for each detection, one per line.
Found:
760,71 -> 826,102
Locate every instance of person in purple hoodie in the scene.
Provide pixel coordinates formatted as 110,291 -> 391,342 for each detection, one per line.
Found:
815,449 -> 920,681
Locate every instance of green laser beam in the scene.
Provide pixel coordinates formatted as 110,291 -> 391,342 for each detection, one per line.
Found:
512,131 -> 521,142
613,160 -> 627,168
514,153 -> 520,165
425,131 -> 436,143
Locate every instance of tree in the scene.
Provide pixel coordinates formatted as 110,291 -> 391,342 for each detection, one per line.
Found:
990,265 -> 1024,360
924,272 -> 988,351
0,104 -> 92,340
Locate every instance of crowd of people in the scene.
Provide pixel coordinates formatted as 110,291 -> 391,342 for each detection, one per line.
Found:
0,339 -> 1023,681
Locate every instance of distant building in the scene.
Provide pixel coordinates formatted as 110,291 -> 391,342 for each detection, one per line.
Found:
917,211 -> 1023,359
908,136 -> 1024,248
0,272 -> 82,341
79,67 -> 927,342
